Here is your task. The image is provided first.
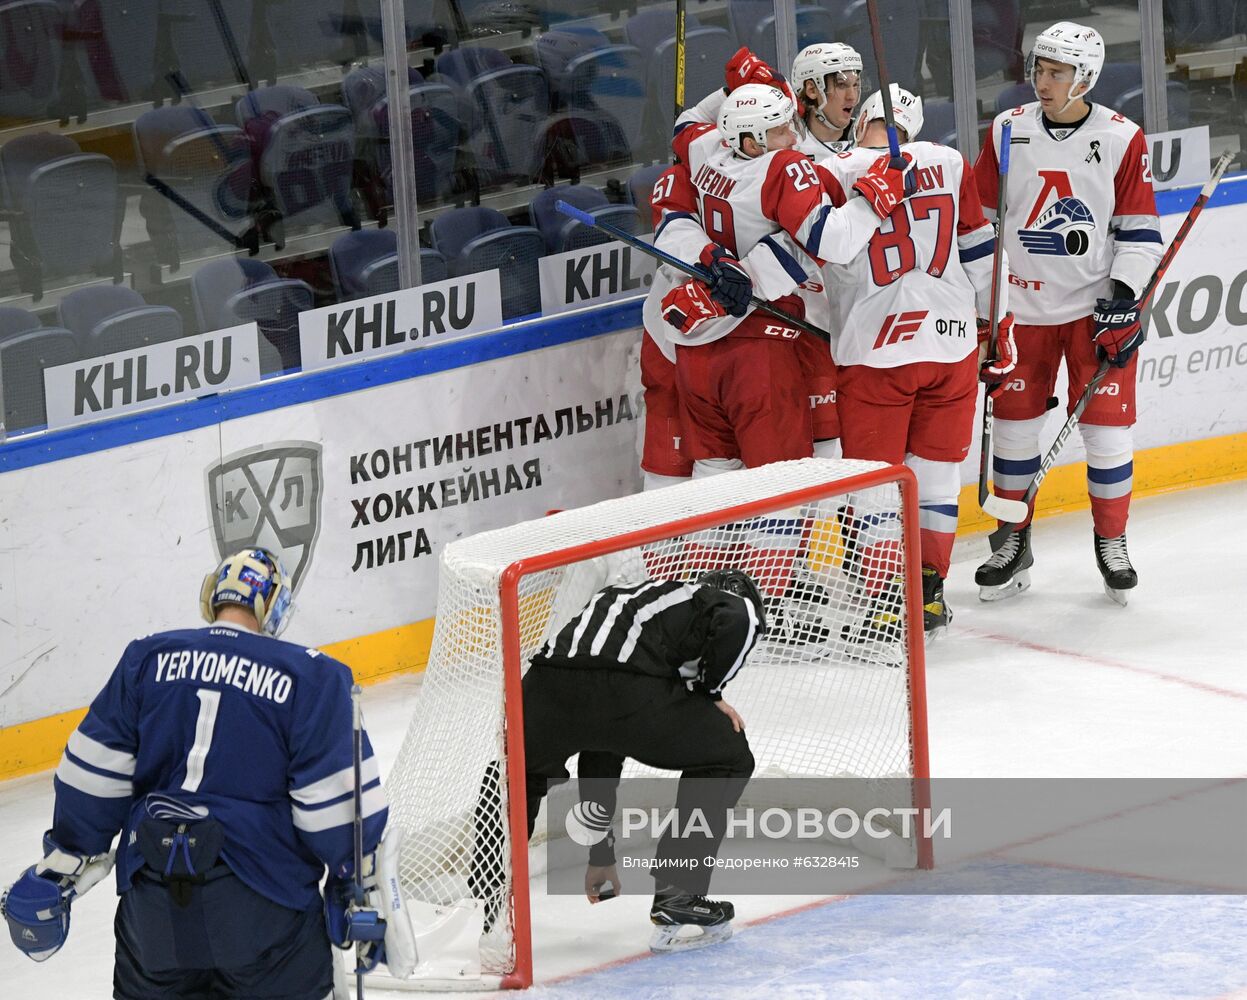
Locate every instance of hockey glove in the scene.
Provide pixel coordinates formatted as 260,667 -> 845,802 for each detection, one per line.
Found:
2,834 -> 115,962
324,828 -> 417,979
853,153 -> 913,218
1092,297 -> 1145,367
698,244 -> 753,317
662,280 -> 727,335
724,47 -> 776,92
977,311 -> 1018,383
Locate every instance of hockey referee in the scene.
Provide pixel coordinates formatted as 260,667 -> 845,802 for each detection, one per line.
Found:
523,569 -> 765,952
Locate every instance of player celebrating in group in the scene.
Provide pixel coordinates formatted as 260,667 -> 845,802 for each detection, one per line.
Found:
974,22 -> 1161,605
814,85 -> 1013,640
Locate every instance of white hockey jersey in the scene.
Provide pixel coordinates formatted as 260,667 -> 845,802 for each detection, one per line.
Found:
976,102 -> 1161,326
816,141 -> 1001,368
644,123 -> 881,349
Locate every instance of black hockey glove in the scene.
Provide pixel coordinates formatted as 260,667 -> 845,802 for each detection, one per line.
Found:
698,244 -> 753,317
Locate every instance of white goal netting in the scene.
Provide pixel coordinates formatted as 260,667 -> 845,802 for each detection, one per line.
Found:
385,458 -> 928,985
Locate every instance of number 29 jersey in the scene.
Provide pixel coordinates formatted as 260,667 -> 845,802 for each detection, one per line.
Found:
816,141 -> 1000,367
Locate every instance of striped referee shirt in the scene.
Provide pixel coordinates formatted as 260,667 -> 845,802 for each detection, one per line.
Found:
530,580 -> 762,699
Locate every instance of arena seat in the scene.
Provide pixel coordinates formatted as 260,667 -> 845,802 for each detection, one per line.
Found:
0,328 -> 79,432
192,258 -> 313,374
0,0 -> 63,119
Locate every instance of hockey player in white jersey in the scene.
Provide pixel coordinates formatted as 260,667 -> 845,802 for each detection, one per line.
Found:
817,85 -> 1015,639
650,82 -> 907,474
789,42 -> 863,155
974,22 -> 1162,604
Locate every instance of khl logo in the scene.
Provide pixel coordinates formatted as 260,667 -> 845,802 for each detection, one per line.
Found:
565,800 -> 612,846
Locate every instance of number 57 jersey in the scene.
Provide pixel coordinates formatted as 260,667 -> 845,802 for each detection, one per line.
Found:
817,141 -> 1001,367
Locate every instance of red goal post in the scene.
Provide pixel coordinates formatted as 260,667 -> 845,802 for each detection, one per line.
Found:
383,458 -> 932,990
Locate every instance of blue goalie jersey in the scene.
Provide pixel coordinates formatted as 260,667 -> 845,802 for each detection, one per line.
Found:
50,625 -> 388,912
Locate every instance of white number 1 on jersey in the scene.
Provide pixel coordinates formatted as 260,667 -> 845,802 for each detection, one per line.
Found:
182,688 -> 221,792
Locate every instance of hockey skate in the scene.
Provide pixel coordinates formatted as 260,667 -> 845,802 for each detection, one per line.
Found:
1094,532 -> 1137,606
921,568 -> 952,641
649,888 -> 734,953
840,573 -> 905,666
975,525 -> 1033,602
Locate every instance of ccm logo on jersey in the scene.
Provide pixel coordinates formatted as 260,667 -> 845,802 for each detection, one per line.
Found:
873,311 -> 928,349
763,323 -> 800,339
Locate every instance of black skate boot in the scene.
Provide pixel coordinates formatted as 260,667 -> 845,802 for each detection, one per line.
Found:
840,573 -> 905,665
922,567 -> 952,640
975,525 -> 1033,602
1094,532 -> 1137,606
650,886 -> 735,952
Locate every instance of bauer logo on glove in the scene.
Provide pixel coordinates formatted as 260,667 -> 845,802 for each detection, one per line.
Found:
1091,297 -> 1144,367
662,280 -> 727,335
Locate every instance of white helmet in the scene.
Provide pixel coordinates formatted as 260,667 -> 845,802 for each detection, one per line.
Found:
200,547 -> 294,637
717,83 -> 798,155
1027,22 -> 1104,102
791,42 -> 863,115
855,84 -> 923,143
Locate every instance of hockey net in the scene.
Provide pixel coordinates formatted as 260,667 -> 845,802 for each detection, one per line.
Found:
383,458 -> 930,988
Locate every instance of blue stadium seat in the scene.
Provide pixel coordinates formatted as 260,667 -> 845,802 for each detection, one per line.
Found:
330,230 -> 448,298
1118,81 -> 1190,130
435,47 -> 512,88
58,285 -> 183,357
465,65 -> 550,184
750,7 -> 839,69
534,111 -> 631,183
922,98 -> 957,148
133,106 -> 255,268
533,26 -> 610,92
553,45 -> 647,160
192,258 -> 313,374
0,133 -> 122,299
994,82 -> 1033,114
236,86 -> 357,235
530,184 -> 608,251
1095,63 -> 1143,110
0,328 -> 79,432
557,204 -> 639,253
0,305 -> 40,344
372,83 -> 461,207
837,0 -> 921,90
971,0 -> 1022,80
0,0 -> 63,119
431,207 -> 543,319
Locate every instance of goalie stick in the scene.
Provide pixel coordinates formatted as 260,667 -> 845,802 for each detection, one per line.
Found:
555,199 -> 835,344
977,121 -> 1029,524
988,149 -> 1234,549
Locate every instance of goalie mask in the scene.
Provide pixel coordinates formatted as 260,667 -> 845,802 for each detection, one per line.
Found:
697,569 -> 767,635
855,84 -> 923,144
200,547 -> 294,637
718,83 -> 799,156
1027,21 -> 1104,111
791,43 -> 863,129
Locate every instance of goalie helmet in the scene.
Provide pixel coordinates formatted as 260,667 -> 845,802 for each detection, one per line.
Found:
855,84 -> 924,142
697,569 -> 767,635
200,547 -> 294,637
718,83 -> 798,155
1026,22 -> 1104,99
791,42 -> 863,110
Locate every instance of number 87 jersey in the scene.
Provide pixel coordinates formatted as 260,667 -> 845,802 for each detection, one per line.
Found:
815,141 -> 1001,367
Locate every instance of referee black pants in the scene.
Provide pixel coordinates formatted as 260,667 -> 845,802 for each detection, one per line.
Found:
521,663 -> 755,895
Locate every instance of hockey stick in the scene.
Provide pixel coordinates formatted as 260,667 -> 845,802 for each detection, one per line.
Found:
674,0 -> 686,123
988,149 -> 1234,547
864,0 -> 915,194
351,684 -> 367,1000
555,200 -> 834,344
977,121 -> 1029,524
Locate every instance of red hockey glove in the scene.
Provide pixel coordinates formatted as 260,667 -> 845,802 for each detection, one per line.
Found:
698,243 -> 753,317
977,311 -> 1017,383
853,153 -> 913,218
1092,297 -> 1145,367
724,47 -> 776,92
662,280 -> 727,335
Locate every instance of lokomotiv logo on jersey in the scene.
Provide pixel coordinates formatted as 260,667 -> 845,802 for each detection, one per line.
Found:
205,442 -> 324,593
1017,196 -> 1096,257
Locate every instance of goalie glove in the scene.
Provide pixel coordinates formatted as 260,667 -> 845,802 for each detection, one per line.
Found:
724,46 -> 776,92
853,153 -> 913,219
662,280 -> 727,335
698,244 -> 753,317
977,311 -> 1018,384
1092,297 -> 1144,367
324,827 -> 417,979
2,833 -> 115,962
